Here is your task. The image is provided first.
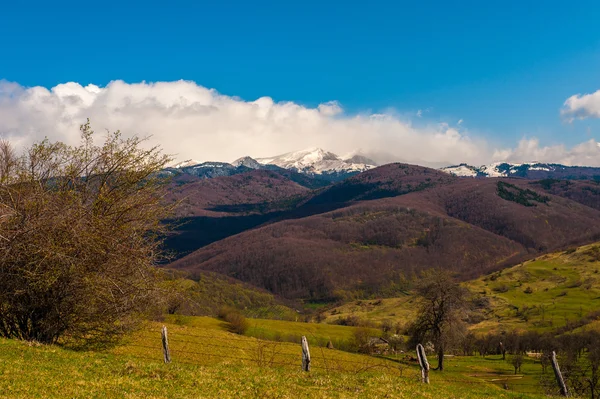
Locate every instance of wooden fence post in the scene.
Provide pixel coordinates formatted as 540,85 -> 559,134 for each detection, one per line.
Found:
416,343 -> 430,384
551,351 -> 568,397
161,325 -> 171,364
301,336 -> 311,372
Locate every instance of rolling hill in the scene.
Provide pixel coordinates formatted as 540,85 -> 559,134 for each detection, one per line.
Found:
168,163 -> 600,301
320,241 -> 600,336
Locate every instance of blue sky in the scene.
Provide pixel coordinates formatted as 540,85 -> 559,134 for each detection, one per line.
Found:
1,0 -> 600,165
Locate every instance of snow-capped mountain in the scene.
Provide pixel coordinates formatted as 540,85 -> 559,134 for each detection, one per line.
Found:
166,148 -> 376,182
232,156 -> 263,169
171,159 -> 202,168
441,162 -> 600,179
255,147 -> 375,176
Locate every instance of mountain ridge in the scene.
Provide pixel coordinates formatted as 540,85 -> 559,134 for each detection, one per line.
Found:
169,149 -> 600,182
442,161 -> 600,180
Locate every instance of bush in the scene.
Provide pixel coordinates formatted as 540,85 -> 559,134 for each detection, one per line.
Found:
493,284 -> 510,293
0,122 -> 173,346
219,307 -> 249,335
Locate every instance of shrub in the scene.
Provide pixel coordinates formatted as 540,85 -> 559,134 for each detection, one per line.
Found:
493,284 -> 510,293
226,313 -> 250,335
0,122 -> 173,346
218,307 -> 249,335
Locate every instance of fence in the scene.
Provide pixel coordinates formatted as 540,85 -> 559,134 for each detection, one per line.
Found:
116,325 -> 557,395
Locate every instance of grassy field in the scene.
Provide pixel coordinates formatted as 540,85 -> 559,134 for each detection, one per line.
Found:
322,242 -> 600,335
243,317 -> 380,348
6,244 -> 599,398
0,314 -> 549,398
320,295 -> 417,326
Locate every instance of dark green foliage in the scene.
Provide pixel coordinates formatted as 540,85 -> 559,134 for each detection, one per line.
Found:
536,178 -> 561,190
497,181 -> 550,207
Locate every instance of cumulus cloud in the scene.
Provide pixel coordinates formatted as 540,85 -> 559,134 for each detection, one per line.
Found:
0,79 -> 599,167
493,138 -> 600,166
562,89 -> 600,121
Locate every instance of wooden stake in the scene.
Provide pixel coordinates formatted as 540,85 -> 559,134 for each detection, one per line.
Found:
551,351 -> 568,397
301,336 -> 311,372
161,325 -> 171,364
416,344 -> 430,384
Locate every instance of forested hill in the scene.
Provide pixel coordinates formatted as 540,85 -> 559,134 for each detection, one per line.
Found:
165,162 -> 600,301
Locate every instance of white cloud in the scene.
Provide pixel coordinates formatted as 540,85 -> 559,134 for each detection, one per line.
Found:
562,89 -> 600,121
492,138 -> 600,166
0,79 -> 599,167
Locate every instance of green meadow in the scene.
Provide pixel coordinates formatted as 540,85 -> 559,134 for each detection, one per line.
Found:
0,315 -> 547,399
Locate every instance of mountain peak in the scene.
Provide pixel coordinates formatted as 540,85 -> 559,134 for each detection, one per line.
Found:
232,156 -> 262,169
256,147 -> 374,176
440,161 -> 597,178
171,159 -> 202,168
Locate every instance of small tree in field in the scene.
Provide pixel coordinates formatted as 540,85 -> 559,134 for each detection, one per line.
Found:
0,120 -> 173,346
511,353 -> 524,374
408,269 -> 468,371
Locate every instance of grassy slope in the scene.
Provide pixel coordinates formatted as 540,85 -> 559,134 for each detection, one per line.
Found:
323,242 -> 600,335
244,317 -> 380,345
321,295 -> 417,326
0,315 -> 544,399
162,271 -> 297,320
466,242 -> 600,334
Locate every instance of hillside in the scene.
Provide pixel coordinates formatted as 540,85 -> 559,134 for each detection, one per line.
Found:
320,242 -> 600,336
168,169 -> 311,218
0,316 -> 546,399
528,179 -> 600,211
305,163 -> 456,205
162,170 -> 318,258
161,270 -> 297,320
466,242 -> 600,334
161,163 -> 457,260
170,170 -> 600,300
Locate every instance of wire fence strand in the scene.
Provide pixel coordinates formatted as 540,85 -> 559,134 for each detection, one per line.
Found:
121,327 -> 545,392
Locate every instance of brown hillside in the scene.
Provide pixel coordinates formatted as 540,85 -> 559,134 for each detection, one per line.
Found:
168,169 -> 311,217
528,179 -> 600,211
397,178 -> 600,251
304,163 -> 456,205
169,175 -> 600,301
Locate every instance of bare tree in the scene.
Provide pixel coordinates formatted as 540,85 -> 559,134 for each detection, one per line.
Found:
0,139 -> 17,184
408,269 -> 468,371
0,120 -> 174,346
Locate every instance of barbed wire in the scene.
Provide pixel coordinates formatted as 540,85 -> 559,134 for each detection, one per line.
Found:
123,327 -> 546,390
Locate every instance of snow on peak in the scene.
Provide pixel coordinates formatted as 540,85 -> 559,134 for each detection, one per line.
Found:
232,156 -> 263,169
439,163 -> 480,177
256,147 -> 375,175
441,162 -> 557,177
171,159 -> 202,168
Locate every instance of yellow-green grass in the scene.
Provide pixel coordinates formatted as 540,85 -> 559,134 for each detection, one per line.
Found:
242,317 -> 380,348
115,315 -> 388,373
0,316 -> 546,399
321,295 -> 417,326
322,242 -> 600,335
466,243 -> 600,333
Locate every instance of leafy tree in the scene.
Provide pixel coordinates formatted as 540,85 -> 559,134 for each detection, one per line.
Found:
408,269 -> 468,371
510,353 -> 523,374
0,120 -> 173,346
